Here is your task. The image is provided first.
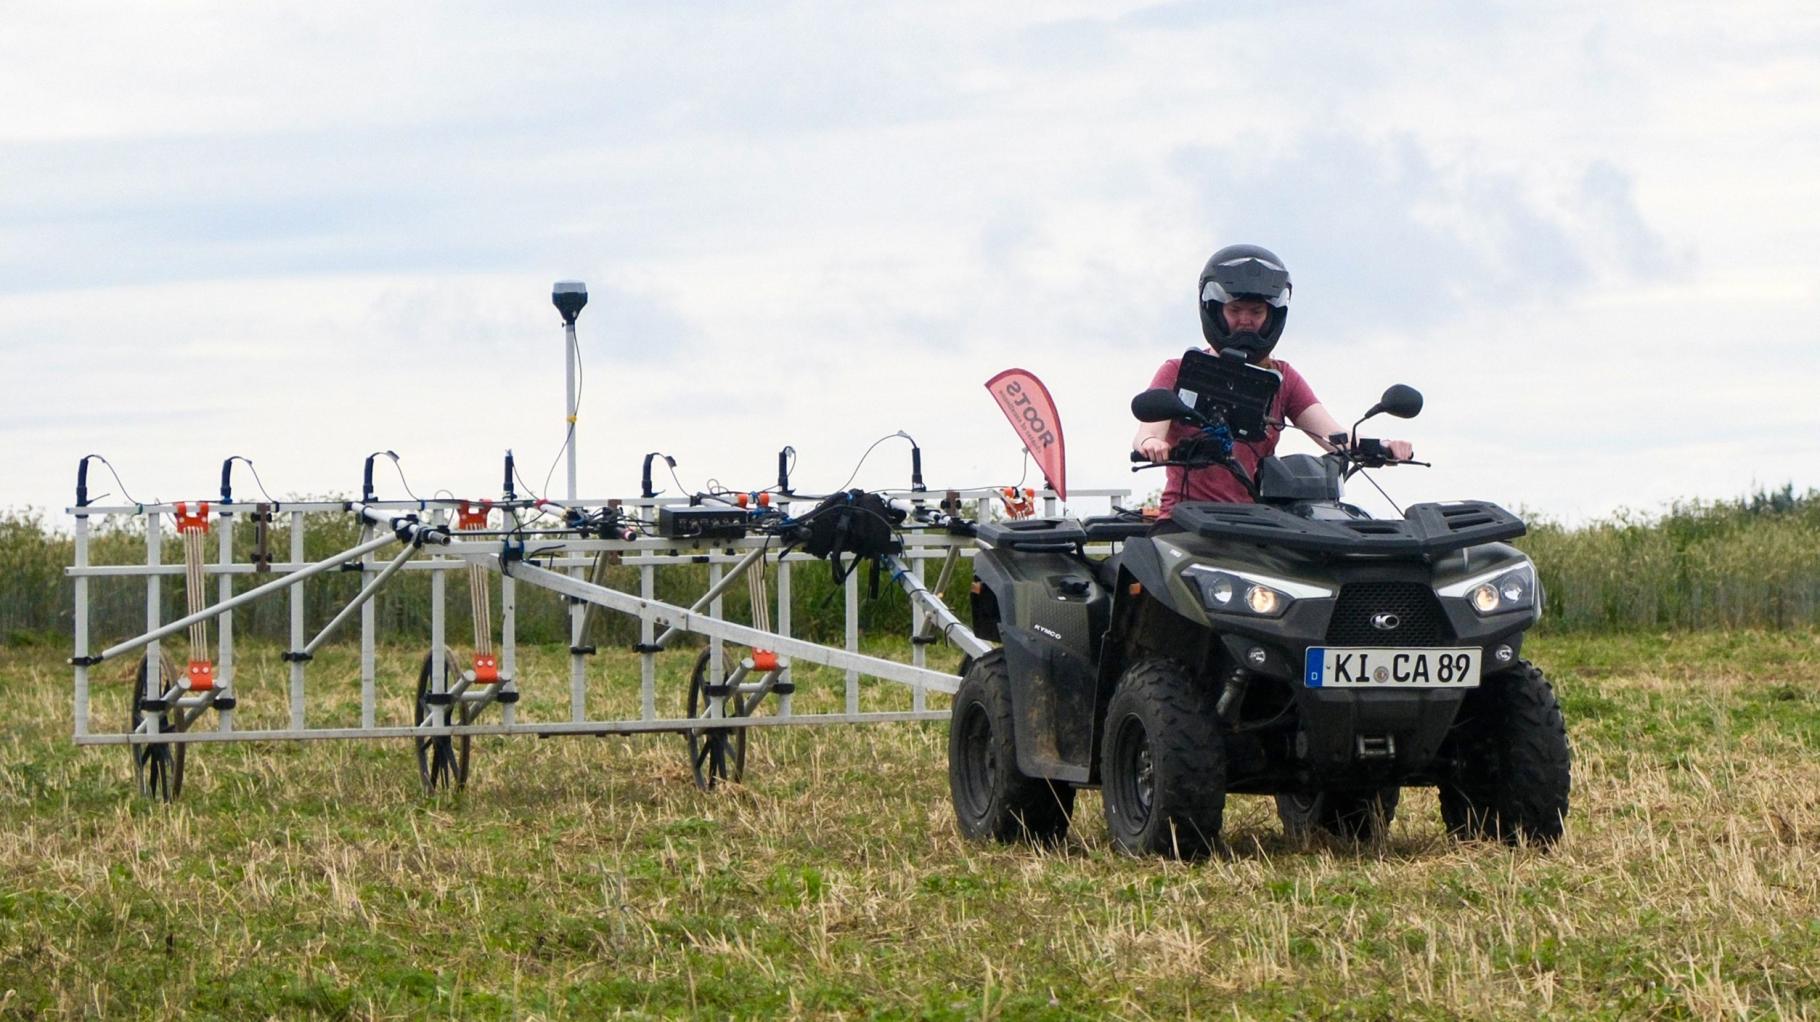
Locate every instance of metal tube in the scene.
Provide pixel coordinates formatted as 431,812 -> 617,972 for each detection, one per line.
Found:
911,554 -> 927,712
708,559 -> 724,698
303,543 -> 416,655
844,570 -> 860,715
777,508 -> 792,717
564,319 -> 579,502
883,554 -> 993,659
75,710 -> 951,746
432,540 -> 448,729
217,517 -> 235,733
639,562 -> 656,721
504,560 -> 961,695
73,513 -> 90,738
145,512 -> 163,740
360,520 -> 377,729
651,544 -> 769,650
913,544 -> 964,644
289,510 -> 305,730
501,559 -> 518,727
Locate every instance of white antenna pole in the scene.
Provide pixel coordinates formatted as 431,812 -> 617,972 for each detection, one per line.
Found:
552,281 -> 588,503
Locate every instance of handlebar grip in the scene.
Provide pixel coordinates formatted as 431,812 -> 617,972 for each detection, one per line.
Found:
1129,451 -> 1148,463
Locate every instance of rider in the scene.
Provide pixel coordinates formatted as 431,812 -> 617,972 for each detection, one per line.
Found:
1133,244 -> 1413,519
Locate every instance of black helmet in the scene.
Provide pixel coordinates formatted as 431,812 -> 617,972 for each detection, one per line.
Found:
1199,244 -> 1292,357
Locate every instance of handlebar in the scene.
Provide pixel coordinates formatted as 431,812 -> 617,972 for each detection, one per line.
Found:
1131,439 -> 1427,472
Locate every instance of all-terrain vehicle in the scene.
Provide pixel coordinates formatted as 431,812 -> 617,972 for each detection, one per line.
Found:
948,353 -> 1571,857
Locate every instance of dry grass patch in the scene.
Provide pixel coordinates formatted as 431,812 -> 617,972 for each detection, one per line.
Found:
1,632 -> 1817,1019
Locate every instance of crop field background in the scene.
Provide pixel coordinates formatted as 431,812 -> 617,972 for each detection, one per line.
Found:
1,629 -> 1817,1020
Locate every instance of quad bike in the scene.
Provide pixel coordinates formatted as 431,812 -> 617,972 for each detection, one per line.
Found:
948,357 -> 1571,857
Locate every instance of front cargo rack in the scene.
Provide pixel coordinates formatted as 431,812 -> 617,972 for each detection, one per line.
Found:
1171,500 -> 1525,557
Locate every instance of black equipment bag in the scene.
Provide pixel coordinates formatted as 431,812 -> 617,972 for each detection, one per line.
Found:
791,490 -> 905,594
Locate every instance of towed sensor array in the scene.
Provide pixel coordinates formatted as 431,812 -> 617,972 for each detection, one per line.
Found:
67,281 -> 1130,801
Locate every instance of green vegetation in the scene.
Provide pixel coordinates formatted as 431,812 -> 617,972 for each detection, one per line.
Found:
5,485 -> 1817,651
1517,484 -> 1820,632
2,633 -> 1818,1019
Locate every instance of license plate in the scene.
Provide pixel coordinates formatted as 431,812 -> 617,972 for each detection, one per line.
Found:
1304,647 -> 1481,688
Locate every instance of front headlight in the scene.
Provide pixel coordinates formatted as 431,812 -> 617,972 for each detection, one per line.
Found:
1440,562 -> 1537,616
1185,566 -> 1328,619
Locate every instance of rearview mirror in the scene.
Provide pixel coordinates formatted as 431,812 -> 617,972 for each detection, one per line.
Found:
1131,388 -> 1200,424
1370,384 -> 1424,420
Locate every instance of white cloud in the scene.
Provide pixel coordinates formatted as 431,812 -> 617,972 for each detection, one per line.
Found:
2,3 -> 1816,526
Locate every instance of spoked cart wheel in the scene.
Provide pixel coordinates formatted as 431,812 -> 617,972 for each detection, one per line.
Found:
130,654 -> 186,802
687,648 -> 748,790
415,649 -> 471,793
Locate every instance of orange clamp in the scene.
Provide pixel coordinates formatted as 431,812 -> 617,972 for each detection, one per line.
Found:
750,649 -> 780,673
472,654 -> 499,683
174,501 -> 211,534
185,660 -> 215,691
457,501 -> 491,530
998,487 -> 1035,520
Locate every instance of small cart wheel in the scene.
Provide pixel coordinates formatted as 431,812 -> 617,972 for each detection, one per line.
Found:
415,650 -> 471,793
130,654 -> 186,802
687,648 -> 747,790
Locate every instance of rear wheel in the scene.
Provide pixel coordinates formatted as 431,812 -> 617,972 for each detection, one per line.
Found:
1438,659 -> 1571,846
1100,657 -> 1225,858
948,651 -> 1074,844
1276,787 -> 1401,843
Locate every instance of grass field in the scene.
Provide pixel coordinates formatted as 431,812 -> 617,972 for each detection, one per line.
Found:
2,632 -> 1818,1019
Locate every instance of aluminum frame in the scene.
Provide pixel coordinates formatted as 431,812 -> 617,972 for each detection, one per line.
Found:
68,488 -> 1130,763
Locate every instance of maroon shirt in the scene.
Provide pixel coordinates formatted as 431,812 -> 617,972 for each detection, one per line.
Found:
1146,354 -> 1320,517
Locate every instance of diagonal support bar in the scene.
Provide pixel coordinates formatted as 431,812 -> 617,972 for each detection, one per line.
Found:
651,543 -> 770,651
504,559 -> 966,694
302,543 -> 418,656
92,530 -> 406,665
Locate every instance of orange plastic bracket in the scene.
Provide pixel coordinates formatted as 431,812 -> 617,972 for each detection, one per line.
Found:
750,649 -> 780,673
472,654 -> 499,683
174,501 -> 211,534
457,500 -> 491,531
998,487 -> 1035,520
185,659 -> 215,691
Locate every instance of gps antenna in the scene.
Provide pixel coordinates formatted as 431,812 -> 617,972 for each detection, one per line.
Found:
553,281 -> 588,503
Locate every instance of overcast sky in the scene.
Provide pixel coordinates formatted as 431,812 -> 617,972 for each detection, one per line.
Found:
3,2 -> 1815,525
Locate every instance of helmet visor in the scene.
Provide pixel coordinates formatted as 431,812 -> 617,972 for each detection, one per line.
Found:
1201,256 -> 1292,308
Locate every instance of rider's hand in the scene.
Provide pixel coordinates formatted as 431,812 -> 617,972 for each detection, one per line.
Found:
1138,436 -> 1170,464
1386,440 -> 1415,462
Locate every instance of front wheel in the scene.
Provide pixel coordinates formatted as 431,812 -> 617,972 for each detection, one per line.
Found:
1438,659 -> 1572,846
948,651 -> 1074,844
1100,657 -> 1225,858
